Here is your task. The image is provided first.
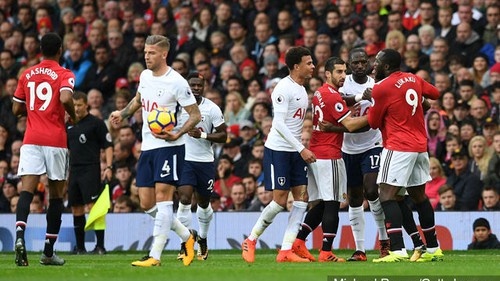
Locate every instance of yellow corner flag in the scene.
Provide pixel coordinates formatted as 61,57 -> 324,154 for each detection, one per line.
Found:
85,183 -> 110,231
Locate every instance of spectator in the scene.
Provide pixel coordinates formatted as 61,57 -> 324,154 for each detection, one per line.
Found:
482,118 -> 498,147
242,174 -> 258,204
426,157 -> 447,209
450,22 -> 482,68
214,154 -> 242,210
10,194 -> 19,213
228,182 -> 249,211
110,161 -> 132,204
483,5 -> 500,45
210,191 -> 224,212
224,91 -> 251,126
460,121 -> 477,148
81,43 -> 122,99
113,195 -> 136,213
247,185 -> 273,212
63,41 -> 93,89
453,99 -> 471,127
468,135 -> 493,180
435,184 -> 460,211
481,186 -> 500,211
467,218 -> 500,249
0,50 -> 21,83
446,147 -> 483,210
249,102 -> 271,131
425,109 -> 447,159
483,132 -> 500,189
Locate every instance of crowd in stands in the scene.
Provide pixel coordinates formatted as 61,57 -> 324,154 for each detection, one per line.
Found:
0,0 -> 499,214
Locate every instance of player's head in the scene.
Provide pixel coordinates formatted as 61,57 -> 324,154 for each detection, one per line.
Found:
187,72 -> 205,99
373,48 -> 401,81
40,32 -> 62,58
285,46 -> 314,79
144,35 -> 170,71
348,48 -> 369,77
324,57 -> 347,89
72,91 -> 89,118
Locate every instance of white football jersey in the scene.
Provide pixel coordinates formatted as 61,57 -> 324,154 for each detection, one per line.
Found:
265,76 -> 309,152
339,75 -> 382,154
181,97 -> 225,162
139,68 -> 196,151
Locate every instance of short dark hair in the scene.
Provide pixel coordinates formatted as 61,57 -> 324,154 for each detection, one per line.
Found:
348,48 -> 367,61
438,184 -> 453,195
187,71 -> 204,80
482,186 -> 498,195
285,46 -> 311,70
325,57 -> 345,72
380,48 -> 401,70
40,32 -> 62,57
459,79 -> 474,88
73,91 -> 87,103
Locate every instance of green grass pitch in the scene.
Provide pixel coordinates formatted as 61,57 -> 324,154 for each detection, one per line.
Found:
1,250 -> 499,281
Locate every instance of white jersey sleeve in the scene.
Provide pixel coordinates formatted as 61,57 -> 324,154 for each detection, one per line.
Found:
265,76 -> 309,152
339,75 -> 382,154
184,98 -> 224,162
140,68 -> 196,151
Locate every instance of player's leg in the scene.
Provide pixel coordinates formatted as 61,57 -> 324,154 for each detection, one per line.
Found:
15,145 -> 47,266
294,200 -> 323,261
373,150 -> 414,262
71,204 -> 87,254
396,194 -> 425,261
40,146 -> 68,266
407,153 -> 443,262
195,192 -> 212,260
177,185 -> 194,228
242,148 -> 286,263
317,159 -> 347,263
362,148 -> 389,257
276,151 -> 309,263
344,152 -> 368,261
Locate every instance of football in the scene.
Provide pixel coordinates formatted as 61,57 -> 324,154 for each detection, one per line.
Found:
147,107 -> 176,134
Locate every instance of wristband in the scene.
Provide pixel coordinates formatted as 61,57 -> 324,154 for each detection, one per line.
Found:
200,132 -> 207,139
354,94 -> 363,102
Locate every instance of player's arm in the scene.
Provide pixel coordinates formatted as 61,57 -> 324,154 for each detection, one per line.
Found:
341,88 -> 372,106
12,100 -> 26,116
273,112 -> 316,163
103,146 -> 113,181
188,123 -> 227,143
155,103 -> 201,141
60,89 -> 77,123
110,92 -> 142,124
367,86 -> 385,129
421,78 -> 440,100
98,120 -> 114,181
340,115 -> 369,132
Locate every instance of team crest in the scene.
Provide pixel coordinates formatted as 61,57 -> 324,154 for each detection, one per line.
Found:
79,134 -> 87,144
335,102 -> 344,112
277,177 -> 286,186
156,88 -> 166,97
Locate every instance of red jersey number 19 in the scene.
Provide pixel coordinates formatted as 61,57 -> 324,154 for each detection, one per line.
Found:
28,81 -> 53,111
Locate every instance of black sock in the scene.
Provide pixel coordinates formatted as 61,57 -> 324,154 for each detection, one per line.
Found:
381,200 -> 404,251
15,191 -> 34,240
44,198 -> 64,257
415,199 -> 438,248
321,201 -> 340,251
95,230 -> 105,248
73,215 -> 86,250
297,201 -> 324,241
398,200 -> 424,249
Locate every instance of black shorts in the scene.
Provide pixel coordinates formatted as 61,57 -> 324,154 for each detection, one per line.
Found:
68,164 -> 102,207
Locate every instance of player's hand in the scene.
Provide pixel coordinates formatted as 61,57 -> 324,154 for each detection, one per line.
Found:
350,103 -> 361,116
318,120 -> 334,132
187,128 -> 202,138
109,111 -> 123,125
152,130 -> 180,141
300,148 -> 316,163
362,88 -> 372,100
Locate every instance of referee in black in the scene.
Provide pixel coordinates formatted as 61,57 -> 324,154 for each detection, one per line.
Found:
67,91 -> 113,254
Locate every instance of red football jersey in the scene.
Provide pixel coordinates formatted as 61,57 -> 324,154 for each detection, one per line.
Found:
310,83 -> 350,159
14,60 -> 75,148
368,71 -> 440,152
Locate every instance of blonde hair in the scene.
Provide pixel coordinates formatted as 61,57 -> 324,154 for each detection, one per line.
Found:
468,135 -> 493,176
385,30 -> 406,52
429,157 -> 446,179
224,91 -> 246,120
145,35 -> 170,51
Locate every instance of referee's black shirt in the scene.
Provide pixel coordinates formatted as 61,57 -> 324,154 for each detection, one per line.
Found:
67,114 -> 113,166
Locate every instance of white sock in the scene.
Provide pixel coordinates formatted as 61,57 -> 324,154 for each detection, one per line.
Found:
349,205 -> 365,252
281,201 -> 307,251
177,202 -> 192,228
145,205 -> 158,218
149,201 -> 173,260
369,198 -> 388,240
393,248 -> 408,256
196,205 -> 213,239
171,217 -> 191,242
249,201 -> 283,241
427,246 -> 439,254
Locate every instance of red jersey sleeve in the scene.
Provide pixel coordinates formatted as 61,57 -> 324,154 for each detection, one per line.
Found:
13,75 -> 27,102
418,76 -> 440,100
60,70 -> 76,93
367,83 -> 387,129
328,94 -> 350,122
